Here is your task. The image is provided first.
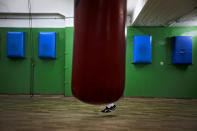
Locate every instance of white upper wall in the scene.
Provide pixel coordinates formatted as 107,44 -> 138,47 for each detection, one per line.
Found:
0,0 -> 139,28
0,0 -> 139,17
0,0 -> 29,13
0,0 -> 74,27
128,0 -> 148,25
1,0 -> 196,28
127,0 -> 139,15
0,0 -> 74,17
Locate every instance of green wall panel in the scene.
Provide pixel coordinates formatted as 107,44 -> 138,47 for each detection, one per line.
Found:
0,26 -> 197,98
63,26 -> 197,98
125,27 -> 197,98
65,27 -> 74,96
0,28 -> 31,94
32,28 -> 65,94
0,28 -> 65,95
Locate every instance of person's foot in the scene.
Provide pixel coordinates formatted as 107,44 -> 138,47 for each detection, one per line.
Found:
101,105 -> 116,113
101,107 -> 111,113
109,105 -> 116,110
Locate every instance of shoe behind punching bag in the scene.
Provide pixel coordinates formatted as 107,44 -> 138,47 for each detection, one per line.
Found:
72,0 -> 127,104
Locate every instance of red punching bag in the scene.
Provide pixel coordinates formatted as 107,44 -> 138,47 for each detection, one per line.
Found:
72,0 -> 127,104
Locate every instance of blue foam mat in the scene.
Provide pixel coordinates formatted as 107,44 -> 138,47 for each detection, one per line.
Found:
39,32 -> 56,59
172,36 -> 192,64
133,35 -> 152,64
7,32 -> 25,58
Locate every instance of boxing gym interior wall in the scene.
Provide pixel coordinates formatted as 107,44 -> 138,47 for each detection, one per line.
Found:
0,0 -> 197,98
0,2 -> 197,98
64,26 -> 197,98
0,28 -> 65,94
125,27 -> 197,98
1,26 -> 196,98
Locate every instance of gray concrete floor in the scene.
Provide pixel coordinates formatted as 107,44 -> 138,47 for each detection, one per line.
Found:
0,96 -> 197,131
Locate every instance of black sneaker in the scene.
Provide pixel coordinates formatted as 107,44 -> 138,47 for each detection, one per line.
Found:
101,105 -> 116,113
109,105 -> 116,110
101,107 -> 111,113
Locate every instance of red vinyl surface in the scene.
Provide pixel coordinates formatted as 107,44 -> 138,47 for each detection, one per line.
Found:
72,0 -> 127,104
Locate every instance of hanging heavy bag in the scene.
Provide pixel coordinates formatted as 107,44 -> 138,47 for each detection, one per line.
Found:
72,0 -> 127,104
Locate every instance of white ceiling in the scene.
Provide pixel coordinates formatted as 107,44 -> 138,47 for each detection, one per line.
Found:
132,0 -> 197,26
170,9 -> 197,26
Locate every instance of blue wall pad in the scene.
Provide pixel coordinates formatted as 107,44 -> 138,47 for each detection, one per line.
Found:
133,35 -> 152,64
7,32 -> 25,58
39,32 -> 56,59
172,36 -> 192,64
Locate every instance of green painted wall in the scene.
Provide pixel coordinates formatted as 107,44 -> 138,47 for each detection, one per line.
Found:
64,26 -> 197,98
0,26 -> 197,98
32,28 -> 65,94
64,27 -> 74,96
125,27 -> 197,98
0,28 -> 31,94
0,28 -> 65,95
